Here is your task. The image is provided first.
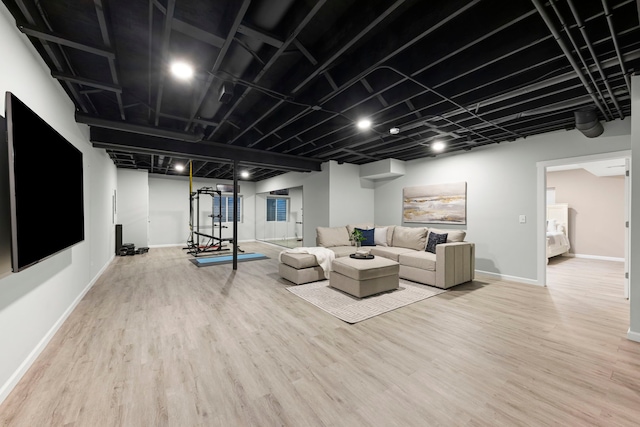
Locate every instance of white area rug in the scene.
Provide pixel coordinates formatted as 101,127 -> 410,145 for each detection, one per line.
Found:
286,279 -> 447,323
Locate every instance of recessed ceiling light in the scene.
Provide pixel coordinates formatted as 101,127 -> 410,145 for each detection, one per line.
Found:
175,164 -> 185,171
432,141 -> 446,152
357,119 -> 372,129
389,127 -> 400,135
240,170 -> 250,178
170,61 -> 194,80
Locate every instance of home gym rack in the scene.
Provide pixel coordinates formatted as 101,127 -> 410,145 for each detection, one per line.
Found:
185,187 -> 243,257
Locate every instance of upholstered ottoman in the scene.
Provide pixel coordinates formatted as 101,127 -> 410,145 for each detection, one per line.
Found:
279,252 -> 325,285
330,256 -> 399,298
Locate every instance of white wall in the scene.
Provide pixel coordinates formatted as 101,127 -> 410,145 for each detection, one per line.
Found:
148,175 -> 256,246
329,162 -> 375,226
547,169 -> 625,259
630,74 -> 640,341
374,119 -> 631,282
117,169 -> 149,248
0,3 -> 116,403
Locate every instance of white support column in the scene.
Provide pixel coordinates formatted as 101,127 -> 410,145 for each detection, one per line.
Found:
629,74 -> 640,342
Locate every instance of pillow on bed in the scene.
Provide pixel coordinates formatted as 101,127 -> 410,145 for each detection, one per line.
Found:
547,219 -> 557,233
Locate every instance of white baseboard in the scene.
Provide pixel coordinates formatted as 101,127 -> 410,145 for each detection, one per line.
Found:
259,240 -> 291,249
0,255 -> 114,405
475,270 -> 540,286
564,253 -> 624,262
627,329 -> 640,343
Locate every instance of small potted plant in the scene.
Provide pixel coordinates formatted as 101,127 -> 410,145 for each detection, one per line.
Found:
351,228 -> 365,248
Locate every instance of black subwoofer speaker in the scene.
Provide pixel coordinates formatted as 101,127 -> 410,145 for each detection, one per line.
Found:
115,224 -> 123,256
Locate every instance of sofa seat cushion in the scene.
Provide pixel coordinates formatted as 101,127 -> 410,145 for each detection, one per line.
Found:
329,246 -> 357,258
399,251 -> 437,272
332,256 -> 399,281
370,246 -> 415,261
280,252 -> 318,269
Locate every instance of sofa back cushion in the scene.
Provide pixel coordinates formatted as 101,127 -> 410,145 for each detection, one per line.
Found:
316,226 -> 350,247
375,225 -> 395,246
392,226 -> 428,250
428,228 -> 466,242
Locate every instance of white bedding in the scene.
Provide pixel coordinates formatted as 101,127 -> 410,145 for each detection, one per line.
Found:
547,203 -> 570,259
546,230 -> 570,258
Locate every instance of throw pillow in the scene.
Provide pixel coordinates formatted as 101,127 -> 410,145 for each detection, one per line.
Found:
374,226 -> 389,246
356,227 -> 376,246
426,232 -> 448,253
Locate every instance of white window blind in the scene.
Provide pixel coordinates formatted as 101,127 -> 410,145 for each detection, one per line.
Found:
214,195 -> 243,223
267,198 -> 287,222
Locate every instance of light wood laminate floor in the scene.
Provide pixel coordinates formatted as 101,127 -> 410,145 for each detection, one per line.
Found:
1,244 -> 638,426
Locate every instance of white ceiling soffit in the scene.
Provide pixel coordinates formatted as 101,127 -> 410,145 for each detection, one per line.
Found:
547,158 -> 626,177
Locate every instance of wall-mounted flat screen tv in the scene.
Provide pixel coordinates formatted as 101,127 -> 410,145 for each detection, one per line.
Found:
5,92 -> 85,272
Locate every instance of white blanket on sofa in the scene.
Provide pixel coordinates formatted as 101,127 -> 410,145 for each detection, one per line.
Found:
279,247 -> 335,279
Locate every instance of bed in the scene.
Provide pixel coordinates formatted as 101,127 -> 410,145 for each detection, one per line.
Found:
547,203 -> 570,261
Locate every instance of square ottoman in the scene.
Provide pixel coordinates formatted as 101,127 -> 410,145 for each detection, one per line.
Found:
279,252 -> 325,285
330,256 -> 399,298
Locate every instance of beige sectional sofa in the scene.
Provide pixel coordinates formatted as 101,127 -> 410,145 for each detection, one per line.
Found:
314,223 -> 475,289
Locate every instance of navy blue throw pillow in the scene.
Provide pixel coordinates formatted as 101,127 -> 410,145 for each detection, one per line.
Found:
357,228 -> 376,246
426,232 -> 448,253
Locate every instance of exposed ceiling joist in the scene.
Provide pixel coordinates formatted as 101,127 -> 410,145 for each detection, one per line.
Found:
237,23 -> 283,48
19,23 -> 115,58
89,128 -> 323,172
52,72 -> 122,93
171,18 -> 225,48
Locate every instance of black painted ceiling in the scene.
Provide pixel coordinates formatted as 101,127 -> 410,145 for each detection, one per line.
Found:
3,0 -> 640,181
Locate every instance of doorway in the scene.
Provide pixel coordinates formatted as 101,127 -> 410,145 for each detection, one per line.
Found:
537,151 -> 630,299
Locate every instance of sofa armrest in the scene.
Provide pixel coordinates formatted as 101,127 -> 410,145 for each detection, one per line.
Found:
435,242 -> 475,289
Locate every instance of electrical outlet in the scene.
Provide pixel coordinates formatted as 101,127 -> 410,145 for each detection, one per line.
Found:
519,215 -> 526,224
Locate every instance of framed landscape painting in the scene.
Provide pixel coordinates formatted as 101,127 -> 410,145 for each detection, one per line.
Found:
403,182 -> 467,224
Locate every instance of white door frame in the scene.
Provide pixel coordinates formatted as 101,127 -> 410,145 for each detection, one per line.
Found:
536,150 -> 631,289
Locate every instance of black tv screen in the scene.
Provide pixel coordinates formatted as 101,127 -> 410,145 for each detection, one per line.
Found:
5,92 -> 84,272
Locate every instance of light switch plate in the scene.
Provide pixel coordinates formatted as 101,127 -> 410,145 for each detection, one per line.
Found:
519,215 -> 526,224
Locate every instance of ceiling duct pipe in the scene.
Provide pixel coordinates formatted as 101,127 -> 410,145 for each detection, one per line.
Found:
574,107 -> 604,138
566,0 -> 624,119
530,0 -> 610,121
